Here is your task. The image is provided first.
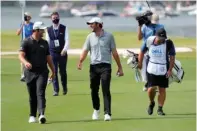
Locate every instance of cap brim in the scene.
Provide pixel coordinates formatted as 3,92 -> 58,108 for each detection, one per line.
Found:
158,36 -> 167,40
86,20 -> 103,25
38,26 -> 47,29
40,26 -> 47,29
86,22 -> 92,25
33,26 -> 47,30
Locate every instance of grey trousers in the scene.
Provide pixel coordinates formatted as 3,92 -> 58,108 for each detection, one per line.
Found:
26,71 -> 48,117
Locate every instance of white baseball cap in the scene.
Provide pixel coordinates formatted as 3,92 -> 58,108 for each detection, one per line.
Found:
33,21 -> 47,30
86,17 -> 103,25
24,12 -> 31,17
151,14 -> 159,24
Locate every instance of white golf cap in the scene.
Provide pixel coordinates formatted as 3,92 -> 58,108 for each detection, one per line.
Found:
86,17 -> 103,25
151,14 -> 159,24
24,12 -> 31,17
33,21 -> 47,30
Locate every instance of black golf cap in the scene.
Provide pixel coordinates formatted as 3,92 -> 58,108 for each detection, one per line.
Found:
156,28 -> 167,39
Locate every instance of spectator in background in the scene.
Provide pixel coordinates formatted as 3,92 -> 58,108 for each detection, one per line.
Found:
17,12 -> 34,82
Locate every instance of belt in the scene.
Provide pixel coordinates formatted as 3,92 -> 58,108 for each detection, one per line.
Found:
149,61 -> 166,65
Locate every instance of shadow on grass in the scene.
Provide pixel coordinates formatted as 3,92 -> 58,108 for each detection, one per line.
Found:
166,113 -> 196,116
66,92 -> 128,96
168,90 -> 196,93
46,115 -> 195,124
68,79 -> 88,82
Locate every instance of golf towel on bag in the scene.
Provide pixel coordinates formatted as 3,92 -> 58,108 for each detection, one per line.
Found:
122,50 -> 185,84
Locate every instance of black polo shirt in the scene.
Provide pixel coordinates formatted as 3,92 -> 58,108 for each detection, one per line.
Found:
20,36 -> 50,73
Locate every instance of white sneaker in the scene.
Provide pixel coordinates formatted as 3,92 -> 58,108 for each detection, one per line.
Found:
92,110 -> 100,120
38,115 -> 46,124
143,87 -> 148,92
104,114 -> 111,121
28,116 -> 36,123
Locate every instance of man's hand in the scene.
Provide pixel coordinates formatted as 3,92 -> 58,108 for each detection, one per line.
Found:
77,50 -> 88,70
49,72 -> 55,80
77,62 -> 82,70
117,67 -> 124,77
137,63 -> 142,70
166,70 -> 172,78
24,62 -> 32,69
61,50 -> 67,56
138,20 -> 144,26
112,48 -> 124,77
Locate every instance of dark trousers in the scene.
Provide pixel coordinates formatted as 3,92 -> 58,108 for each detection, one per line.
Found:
90,63 -> 112,115
26,71 -> 48,117
51,52 -> 67,93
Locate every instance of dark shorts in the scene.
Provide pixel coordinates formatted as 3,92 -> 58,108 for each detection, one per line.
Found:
147,73 -> 169,88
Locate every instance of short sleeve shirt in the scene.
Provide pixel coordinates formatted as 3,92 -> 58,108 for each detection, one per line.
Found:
19,37 -> 50,72
82,30 -> 116,65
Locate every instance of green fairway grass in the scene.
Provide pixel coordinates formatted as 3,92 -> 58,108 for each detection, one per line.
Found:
1,30 -> 196,52
1,51 -> 196,131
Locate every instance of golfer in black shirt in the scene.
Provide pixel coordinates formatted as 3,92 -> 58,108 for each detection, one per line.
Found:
18,21 -> 55,124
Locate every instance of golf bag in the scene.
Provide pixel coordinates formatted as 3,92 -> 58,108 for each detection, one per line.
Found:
122,50 -> 185,84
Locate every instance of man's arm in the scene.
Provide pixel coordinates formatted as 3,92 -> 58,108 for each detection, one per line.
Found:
79,50 -> 89,64
62,27 -> 70,52
138,51 -> 145,69
18,51 -> 28,65
167,39 -> 176,73
77,35 -> 90,70
45,29 -> 50,43
80,35 -> 90,62
18,40 -> 27,64
166,53 -> 175,78
45,41 -> 55,79
78,50 -> 89,70
112,49 -> 122,69
137,25 -> 143,40
16,23 -> 24,36
110,35 -> 122,68
19,51 -> 32,70
169,56 -> 175,72
110,34 -> 123,76
47,55 -> 55,74
18,40 -> 32,69
138,40 -> 148,69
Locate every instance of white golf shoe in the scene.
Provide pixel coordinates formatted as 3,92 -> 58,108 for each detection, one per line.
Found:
28,116 -> 36,123
39,115 -> 46,124
92,110 -> 100,120
104,114 -> 111,121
